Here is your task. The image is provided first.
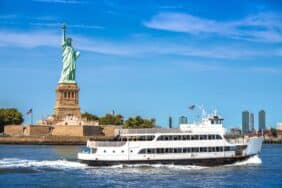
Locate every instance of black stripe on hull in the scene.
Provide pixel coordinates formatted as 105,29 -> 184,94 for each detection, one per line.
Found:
80,156 -> 253,167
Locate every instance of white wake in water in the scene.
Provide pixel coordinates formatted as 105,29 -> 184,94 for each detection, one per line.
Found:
227,155 -> 262,166
0,155 -> 261,170
0,158 -> 87,169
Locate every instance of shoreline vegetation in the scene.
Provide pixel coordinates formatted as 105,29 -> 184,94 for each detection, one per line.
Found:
81,112 -> 156,129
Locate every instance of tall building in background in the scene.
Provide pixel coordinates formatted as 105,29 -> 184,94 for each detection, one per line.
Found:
242,111 -> 256,134
168,116 -> 173,128
259,110 -> 266,131
249,113 -> 254,132
242,111 -> 250,134
179,116 -> 188,125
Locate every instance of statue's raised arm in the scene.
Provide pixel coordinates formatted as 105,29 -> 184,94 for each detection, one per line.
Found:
62,24 -> 66,46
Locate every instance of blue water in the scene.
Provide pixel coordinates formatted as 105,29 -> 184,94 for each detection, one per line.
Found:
0,144 -> 281,188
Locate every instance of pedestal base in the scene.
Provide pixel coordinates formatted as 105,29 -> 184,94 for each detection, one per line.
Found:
53,83 -> 81,121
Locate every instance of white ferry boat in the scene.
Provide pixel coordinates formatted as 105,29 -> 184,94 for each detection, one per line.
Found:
78,112 -> 263,166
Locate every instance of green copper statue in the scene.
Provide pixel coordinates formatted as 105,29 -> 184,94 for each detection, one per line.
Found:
59,24 -> 80,83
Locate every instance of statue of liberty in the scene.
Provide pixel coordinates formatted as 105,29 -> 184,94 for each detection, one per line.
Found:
59,24 -> 80,83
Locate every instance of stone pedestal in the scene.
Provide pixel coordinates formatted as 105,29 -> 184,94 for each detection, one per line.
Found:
53,83 -> 81,121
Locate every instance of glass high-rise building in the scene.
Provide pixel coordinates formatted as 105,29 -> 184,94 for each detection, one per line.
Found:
259,110 -> 266,131
179,116 -> 188,125
249,113 -> 254,132
242,111 -> 250,134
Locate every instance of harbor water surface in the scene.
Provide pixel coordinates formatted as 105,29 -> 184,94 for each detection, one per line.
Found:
0,144 -> 281,188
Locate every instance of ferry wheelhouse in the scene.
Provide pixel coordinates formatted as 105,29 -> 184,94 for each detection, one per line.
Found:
78,113 -> 263,166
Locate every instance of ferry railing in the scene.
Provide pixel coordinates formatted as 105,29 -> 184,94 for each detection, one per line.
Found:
116,128 -> 182,135
88,141 -> 127,147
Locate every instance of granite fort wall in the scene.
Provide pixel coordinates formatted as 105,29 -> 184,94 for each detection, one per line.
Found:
52,125 -> 84,137
4,125 -> 25,136
0,135 -> 87,145
102,125 -> 122,137
52,125 -> 103,137
83,125 -> 103,136
4,125 -> 104,137
26,126 -> 52,136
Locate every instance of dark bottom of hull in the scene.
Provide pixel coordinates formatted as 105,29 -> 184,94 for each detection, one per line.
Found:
80,156 -> 254,167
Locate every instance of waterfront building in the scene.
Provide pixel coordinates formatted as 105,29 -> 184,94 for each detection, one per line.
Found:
250,113 -> 254,132
277,122 -> 282,131
242,111 -> 250,134
179,116 -> 188,125
242,111 -> 255,134
259,110 -> 266,131
230,128 -> 242,135
168,116 -> 173,128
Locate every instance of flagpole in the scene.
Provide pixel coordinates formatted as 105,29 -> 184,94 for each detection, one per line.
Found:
31,111 -> 33,125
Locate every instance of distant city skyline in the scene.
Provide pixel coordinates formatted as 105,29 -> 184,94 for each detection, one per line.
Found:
0,0 -> 282,128
242,110 -> 267,133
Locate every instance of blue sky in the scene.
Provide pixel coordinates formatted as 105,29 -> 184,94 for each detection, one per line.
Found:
0,0 -> 282,129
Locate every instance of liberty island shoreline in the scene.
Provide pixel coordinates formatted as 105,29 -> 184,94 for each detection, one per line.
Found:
0,135 -> 114,145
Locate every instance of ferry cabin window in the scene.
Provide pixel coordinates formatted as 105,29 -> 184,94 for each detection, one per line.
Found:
224,146 -> 234,151
174,148 -> 182,153
174,135 -> 181,140
200,147 -> 207,152
216,135 -> 222,139
157,135 -> 222,141
191,148 -> 199,152
126,136 -> 155,141
138,147 -> 228,154
216,147 -> 223,152
182,135 -> 190,140
208,135 -> 215,140
200,135 -> 207,140
157,148 -> 164,153
191,135 -> 199,140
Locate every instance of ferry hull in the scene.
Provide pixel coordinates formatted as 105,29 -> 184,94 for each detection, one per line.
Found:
79,155 -> 253,167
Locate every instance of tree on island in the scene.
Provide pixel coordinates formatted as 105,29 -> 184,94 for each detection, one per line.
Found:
80,112 -> 155,128
81,112 -> 99,121
124,116 -> 155,129
0,108 -> 24,133
99,113 -> 124,125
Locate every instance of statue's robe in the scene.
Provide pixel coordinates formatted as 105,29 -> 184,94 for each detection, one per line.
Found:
59,40 -> 80,83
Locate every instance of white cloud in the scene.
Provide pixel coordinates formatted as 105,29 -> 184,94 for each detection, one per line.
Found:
144,12 -> 282,43
31,23 -> 104,29
0,31 -> 59,48
179,61 -> 282,73
0,29 -> 280,59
